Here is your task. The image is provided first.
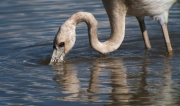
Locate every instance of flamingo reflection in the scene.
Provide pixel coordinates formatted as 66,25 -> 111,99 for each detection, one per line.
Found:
51,56 -> 173,105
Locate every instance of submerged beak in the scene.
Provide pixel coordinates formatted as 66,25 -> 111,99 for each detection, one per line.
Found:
50,47 -> 65,64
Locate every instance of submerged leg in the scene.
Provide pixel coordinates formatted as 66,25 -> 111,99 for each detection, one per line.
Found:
161,23 -> 173,53
136,16 -> 151,50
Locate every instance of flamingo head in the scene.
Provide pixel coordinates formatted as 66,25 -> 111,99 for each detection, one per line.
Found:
50,22 -> 76,64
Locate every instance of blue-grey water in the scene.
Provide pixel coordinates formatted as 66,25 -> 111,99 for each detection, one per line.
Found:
0,0 -> 180,105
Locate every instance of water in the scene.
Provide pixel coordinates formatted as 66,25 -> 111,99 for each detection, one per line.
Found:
0,0 -> 180,105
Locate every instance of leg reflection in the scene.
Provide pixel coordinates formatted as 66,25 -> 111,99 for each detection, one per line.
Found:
134,56 -> 173,105
154,56 -> 173,105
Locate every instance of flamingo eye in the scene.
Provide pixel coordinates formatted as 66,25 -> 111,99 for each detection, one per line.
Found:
59,42 -> 65,47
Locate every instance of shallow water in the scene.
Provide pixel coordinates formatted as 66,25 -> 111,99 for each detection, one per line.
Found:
0,0 -> 180,105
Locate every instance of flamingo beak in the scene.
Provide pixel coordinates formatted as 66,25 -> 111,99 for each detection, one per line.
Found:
49,47 -> 65,64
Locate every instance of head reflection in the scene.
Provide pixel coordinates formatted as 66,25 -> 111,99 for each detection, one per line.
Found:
52,62 -> 80,101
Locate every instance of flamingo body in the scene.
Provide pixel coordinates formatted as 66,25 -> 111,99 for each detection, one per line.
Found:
126,0 -> 177,24
127,0 -> 177,16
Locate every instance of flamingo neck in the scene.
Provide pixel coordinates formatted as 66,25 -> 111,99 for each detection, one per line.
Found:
67,3 -> 127,54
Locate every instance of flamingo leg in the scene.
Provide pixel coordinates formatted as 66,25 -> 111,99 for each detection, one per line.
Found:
161,23 -> 173,53
136,16 -> 151,50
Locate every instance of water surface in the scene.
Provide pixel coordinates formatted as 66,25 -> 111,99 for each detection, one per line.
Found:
0,0 -> 180,105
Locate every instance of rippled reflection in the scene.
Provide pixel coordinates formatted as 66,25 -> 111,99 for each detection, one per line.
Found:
53,63 -> 80,101
126,56 -> 174,105
51,56 -> 177,105
89,58 -> 129,103
152,56 -> 173,105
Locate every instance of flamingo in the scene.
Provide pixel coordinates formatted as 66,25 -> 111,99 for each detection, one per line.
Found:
50,0 -> 178,63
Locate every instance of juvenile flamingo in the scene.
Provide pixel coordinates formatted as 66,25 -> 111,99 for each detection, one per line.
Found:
50,0 -> 178,63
